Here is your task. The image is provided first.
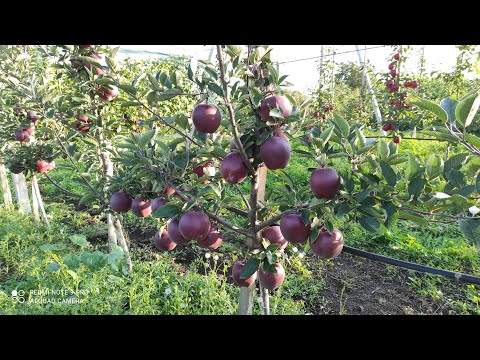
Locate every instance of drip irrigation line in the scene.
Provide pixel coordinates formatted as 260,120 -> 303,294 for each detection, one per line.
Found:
343,245 -> 480,285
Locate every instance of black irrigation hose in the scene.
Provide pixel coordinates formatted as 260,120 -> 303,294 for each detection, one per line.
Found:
343,245 -> 480,285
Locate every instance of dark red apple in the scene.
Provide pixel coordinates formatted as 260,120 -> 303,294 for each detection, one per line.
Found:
192,104 -> 221,133
220,152 -> 249,184
324,107 -> 330,113
310,168 -> 341,200
260,137 -> 291,170
197,224 -> 222,250
36,160 -> 50,173
410,80 -> 418,89
15,129 -> 29,142
76,114 -> 89,123
273,129 -> 289,142
382,123 -> 392,131
131,198 -> 152,217
388,62 -> 395,70
164,187 -> 176,196
390,70 -> 397,78
79,45 -> 92,48
393,136 -> 401,144
7,162 -> 25,174
151,197 -> 169,213
86,54 -> 105,75
193,162 -> 213,184
313,111 -> 319,118
262,225 -> 287,250
404,81 -> 411,88
259,263 -> 285,290
385,80 -> 394,88
27,110 -> 37,120
260,95 -> 292,121
390,84 -> 399,92
168,218 -> 190,245
154,229 -> 177,251
329,106 -> 334,111
311,228 -> 344,259
280,213 -> 311,243
393,53 -> 400,61
110,192 -> 132,213
44,132 -> 51,140
321,114 -> 326,120
232,261 -> 257,287
97,85 -> 118,101
179,211 -> 211,241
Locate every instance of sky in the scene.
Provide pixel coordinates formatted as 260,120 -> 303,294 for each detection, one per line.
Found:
116,45 -> 463,93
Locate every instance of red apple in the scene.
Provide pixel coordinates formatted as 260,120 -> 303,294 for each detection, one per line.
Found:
388,63 -> 395,70
27,110 -> 37,120
168,218 -> 190,245
35,160 -> 50,173
310,168 -> 341,200
311,228 -> 344,259
97,85 -> 118,101
262,225 -> 287,250
193,162 -> 213,184
393,53 -> 400,61
76,114 -> 89,123
385,80 -> 394,88
151,197 -> 169,214
192,104 -> 222,133
393,136 -> 401,144
154,229 -> 177,251
164,187 -> 176,196
260,95 -> 292,121
321,114 -> 326,120
382,123 -> 392,131
232,261 -> 257,287
273,129 -> 289,142
15,129 -> 29,142
259,263 -> 285,290
390,70 -> 397,78
390,84 -> 399,92
410,80 -> 418,89
131,198 -> 152,217
179,211 -> 211,241
404,81 -> 411,88
313,111 -> 319,118
329,106 -> 334,111
110,192 -> 132,213
79,45 -> 92,48
197,224 -> 222,250
25,126 -> 35,135
280,213 -> 311,243
220,152 -> 249,184
260,136 -> 291,170
46,161 -> 55,171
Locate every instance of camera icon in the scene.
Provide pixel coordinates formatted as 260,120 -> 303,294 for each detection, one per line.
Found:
12,290 -> 25,303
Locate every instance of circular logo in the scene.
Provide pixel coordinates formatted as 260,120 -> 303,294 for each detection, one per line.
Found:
11,290 -> 17,297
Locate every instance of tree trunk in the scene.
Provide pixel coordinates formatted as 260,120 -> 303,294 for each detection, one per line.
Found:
32,175 -> 50,229
0,160 -> 13,210
11,173 -> 32,214
355,45 -> 383,130
99,137 -> 117,248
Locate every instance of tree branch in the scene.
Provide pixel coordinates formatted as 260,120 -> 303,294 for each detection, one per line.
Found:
233,184 -> 251,210
255,203 -> 310,232
216,45 -> 256,176
401,207 -> 477,221
43,172 -> 83,198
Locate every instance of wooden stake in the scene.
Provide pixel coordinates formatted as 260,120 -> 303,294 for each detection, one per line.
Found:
31,180 -> 40,226
32,175 -> 50,229
0,160 -> 13,210
11,173 -> 32,214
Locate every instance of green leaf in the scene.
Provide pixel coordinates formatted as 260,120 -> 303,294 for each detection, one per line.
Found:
405,154 -> 421,180
39,243 -> 66,251
67,270 -> 78,280
378,160 -> 397,187
398,211 -> 428,226
464,133 -> 480,149
465,92 -> 480,128
69,235 -> 88,247
208,83 -> 224,97
421,130 -> 458,142
443,153 -> 468,177
459,219 -> 480,246
408,178 -> 427,199
333,113 -> 350,138
426,154 -> 442,179
440,97 -> 458,123
377,140 -> 389,161
46,262 -> 61,272
476,173 -> 480,193
158,88 -> 183,101
336,203 -> 353,217
118,84 -> 137,95
269,108 -> 285,119
239,258 -> 260,279
384,202 -> 398,229
121,101 -> 141,108
412,98 -> 447,122
355,128 -> 366,147
319,125 -> 335,144
147,73 -> 160,89
152,203 -> 181,219
301,209 -> 310,226
455,92 -> 479,127
446,169 -> 466,188
358,216 -> 381,233
138,129 -> 155,148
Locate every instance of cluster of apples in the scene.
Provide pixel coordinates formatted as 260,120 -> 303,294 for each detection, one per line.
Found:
14,110 -> 39,143
312,105 -> 334,120
382,123 -> 401,144
73,114 -> 92,133
70,47 -> 118,102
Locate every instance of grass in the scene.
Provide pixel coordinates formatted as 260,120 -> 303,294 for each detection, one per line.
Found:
0,133 -> 479,314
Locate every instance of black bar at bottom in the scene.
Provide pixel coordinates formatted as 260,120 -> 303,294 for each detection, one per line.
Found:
343,245 -> 480,285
